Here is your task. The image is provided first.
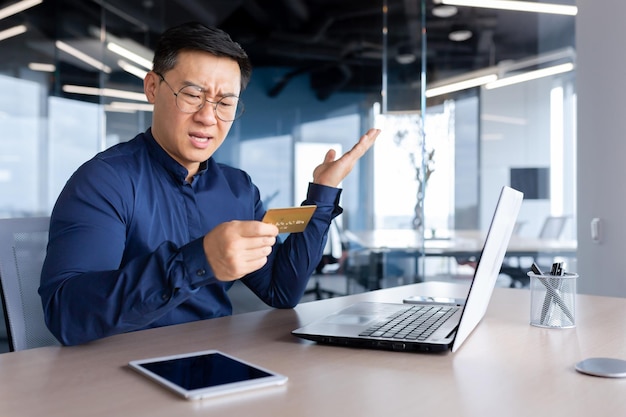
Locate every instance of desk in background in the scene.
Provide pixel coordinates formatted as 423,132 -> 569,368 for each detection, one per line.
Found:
345,229 -> 578,289
346,229 -> 577,257
0,282 -> 622,417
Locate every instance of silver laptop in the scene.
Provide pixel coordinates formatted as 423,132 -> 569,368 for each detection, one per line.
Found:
292,186 -> 523,353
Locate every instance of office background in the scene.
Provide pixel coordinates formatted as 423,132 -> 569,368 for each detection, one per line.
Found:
1,1 -> 607,295
4,4 -> 626,414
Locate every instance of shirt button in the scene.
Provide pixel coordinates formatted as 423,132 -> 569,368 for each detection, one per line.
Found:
196,269 -> 206,276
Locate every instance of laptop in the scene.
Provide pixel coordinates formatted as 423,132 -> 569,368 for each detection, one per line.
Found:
292,186 -> 523,353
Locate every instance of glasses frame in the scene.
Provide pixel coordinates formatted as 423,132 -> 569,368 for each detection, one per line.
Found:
155,72 -> 244,122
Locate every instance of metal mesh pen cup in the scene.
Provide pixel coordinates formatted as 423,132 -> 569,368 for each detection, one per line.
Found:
528,272 -> 577,328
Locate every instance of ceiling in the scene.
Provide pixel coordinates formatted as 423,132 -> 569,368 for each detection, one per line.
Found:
3,0 -> 576,102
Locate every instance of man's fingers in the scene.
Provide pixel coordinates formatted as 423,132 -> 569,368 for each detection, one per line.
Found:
341,128 -> 380,161
354,128 -> 380,153
203,220 -> 278,281
324,149 -> 337,164
236,220 -> 279,238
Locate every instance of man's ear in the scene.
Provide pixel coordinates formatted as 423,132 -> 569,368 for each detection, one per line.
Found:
144,71 -> 158,104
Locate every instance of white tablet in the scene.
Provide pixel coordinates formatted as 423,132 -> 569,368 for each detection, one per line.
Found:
128,350 -> 288,400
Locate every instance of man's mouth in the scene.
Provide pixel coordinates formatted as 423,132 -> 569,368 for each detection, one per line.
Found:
189,133 -> 212,144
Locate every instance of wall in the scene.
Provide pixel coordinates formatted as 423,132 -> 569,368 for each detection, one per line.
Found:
577,0 -> 626,296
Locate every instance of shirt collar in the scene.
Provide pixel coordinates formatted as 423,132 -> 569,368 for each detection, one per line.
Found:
144,128 -> 209,182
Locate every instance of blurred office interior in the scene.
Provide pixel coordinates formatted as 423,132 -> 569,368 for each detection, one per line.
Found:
0,0 -> 578,297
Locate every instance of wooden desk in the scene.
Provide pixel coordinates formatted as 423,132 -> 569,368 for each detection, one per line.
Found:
0,282 -> 624,417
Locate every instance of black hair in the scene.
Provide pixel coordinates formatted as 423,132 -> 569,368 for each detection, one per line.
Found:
152,22 -> 252,91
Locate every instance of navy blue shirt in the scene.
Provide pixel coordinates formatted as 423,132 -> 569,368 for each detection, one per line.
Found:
39,129 -> 342,346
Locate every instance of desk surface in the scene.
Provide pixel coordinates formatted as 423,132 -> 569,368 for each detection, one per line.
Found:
1,282 -> 624,417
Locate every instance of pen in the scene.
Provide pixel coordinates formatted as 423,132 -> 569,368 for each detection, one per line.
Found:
536,262 -> 554,324
551,262 -> 572,323
548,261 -> 561,320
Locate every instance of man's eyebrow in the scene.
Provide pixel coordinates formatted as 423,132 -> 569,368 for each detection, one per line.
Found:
180,80 -> 204,90
183,81 -> 240,97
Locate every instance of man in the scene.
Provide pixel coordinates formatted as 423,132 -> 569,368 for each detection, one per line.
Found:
39,22 -> 379,346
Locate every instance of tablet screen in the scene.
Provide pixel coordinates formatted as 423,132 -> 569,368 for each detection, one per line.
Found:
129,350 -> 288,400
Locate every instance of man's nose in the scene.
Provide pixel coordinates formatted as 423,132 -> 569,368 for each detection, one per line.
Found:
194,101 -> 218,124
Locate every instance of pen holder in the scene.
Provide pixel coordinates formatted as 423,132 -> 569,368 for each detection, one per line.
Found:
528,272 -> 577,329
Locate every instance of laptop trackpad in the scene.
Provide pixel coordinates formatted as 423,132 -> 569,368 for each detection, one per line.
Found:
325,303 -> 402,325
327,314 -> 376,325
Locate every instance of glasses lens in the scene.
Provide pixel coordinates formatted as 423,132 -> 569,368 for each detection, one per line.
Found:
216,96 -> 244,121
176,86 -> 204,113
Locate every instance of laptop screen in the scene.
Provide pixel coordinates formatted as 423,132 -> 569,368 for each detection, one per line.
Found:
451,186 -> 523,352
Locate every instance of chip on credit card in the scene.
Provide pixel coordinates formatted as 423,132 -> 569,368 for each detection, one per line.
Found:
261,205 -> 317,233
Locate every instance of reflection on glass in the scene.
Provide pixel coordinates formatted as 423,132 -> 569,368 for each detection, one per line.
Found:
48,97 -> 102,209
0,75 -> 41,216
239,135 -> 292,209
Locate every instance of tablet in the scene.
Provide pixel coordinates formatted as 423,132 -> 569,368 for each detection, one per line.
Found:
128,350 -> 288,400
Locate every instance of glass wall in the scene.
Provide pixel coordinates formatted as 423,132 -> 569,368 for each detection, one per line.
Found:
381,1 -> 577,284
0,0 -> 577,288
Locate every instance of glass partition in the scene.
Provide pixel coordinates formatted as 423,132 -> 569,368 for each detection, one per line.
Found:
0,0 -> 576,291
382,1 -> 577,286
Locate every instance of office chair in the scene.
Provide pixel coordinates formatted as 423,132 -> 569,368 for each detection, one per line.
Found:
304,219 -> 348,300
512,221 -> 525,236
538,216 -> 569,240
0,217 -> 60,351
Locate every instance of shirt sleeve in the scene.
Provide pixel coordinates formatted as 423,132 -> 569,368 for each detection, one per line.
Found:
241,182 -> 343,308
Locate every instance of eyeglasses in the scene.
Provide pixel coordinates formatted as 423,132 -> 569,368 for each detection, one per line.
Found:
155,72 -> 244,122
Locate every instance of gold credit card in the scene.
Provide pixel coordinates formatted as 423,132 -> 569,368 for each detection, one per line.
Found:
262,205 -> 317,233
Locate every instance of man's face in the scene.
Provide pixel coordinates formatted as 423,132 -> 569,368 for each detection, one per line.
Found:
144,50 -> 242,179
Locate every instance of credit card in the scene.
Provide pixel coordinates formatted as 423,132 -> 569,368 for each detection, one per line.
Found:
262,205 -> 317,233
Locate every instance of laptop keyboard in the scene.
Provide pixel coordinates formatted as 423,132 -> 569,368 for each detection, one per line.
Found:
358,305 -> 458,341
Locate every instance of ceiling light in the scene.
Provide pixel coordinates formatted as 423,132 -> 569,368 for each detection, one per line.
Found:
432,5 -> 458,18
439,0 -> 577,16
396,53 -> 416,65
28,62 -> 56,72
56,41 -> 112,73
482,114 -> 527,125
117,60 -> 148,79
103,105 -> 136,114
396,45 -> 416,65
448,28 -> 473,42
485,62 -> 574,89
106,101 -> 154,112
425,47 -> 574,98
0,24 -> 26,42
62,84 -> 147,101
0,0 -> 42,21
426,74 -> 497,97
107,42 -> 152,70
